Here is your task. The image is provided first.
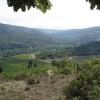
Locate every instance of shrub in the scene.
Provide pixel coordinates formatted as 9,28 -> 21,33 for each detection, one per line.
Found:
1,87 -> 5,91
63,59 -> 100,100
25,87 -> 30,91
34,63 -> 37,67
0,66 -> 3,73
52,59 -> 74,75
27,78 -> 40,85
27,78 -> 35,85
14,74 -> 28,81
58,68 -> 71,75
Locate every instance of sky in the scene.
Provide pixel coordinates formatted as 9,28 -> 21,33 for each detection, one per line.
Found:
0,0 -> 100,29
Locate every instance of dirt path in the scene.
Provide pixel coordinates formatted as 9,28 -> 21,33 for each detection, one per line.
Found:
37,59 -> 51,63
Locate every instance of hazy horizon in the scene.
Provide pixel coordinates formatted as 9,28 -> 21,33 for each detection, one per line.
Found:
1,22 -> 100,31
0,0 -> 100,29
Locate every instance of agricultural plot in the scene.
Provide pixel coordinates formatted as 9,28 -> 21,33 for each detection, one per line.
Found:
0,54 -> 56,78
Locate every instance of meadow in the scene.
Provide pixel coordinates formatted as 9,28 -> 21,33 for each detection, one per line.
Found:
0,54 -> 57,78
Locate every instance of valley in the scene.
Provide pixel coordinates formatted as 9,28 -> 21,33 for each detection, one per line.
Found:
0,23 -> 100,100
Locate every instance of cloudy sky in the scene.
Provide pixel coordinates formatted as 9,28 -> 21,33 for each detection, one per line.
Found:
0,0 -> 100,29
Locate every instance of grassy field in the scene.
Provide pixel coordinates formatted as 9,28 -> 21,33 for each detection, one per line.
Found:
0,53 -> 97,79
0,54 -> 57,78
13,54 -> 32,59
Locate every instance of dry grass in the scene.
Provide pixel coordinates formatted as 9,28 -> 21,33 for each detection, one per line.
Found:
0,74 -> 75,100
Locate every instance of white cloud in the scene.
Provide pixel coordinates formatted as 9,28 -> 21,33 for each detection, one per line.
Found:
0,0 -> 100,29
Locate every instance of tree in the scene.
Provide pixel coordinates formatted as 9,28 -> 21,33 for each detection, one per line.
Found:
7,0 -> 52,13
86,0 -> 100,10
7,0 -> 100,13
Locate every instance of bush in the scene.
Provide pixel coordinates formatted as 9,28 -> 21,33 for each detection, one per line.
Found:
25,87 -> 30,91
27,78 -> 35,85
63,59 -> 100,100
14,74 -> 28,81
34,64 -> 37,67
27,78 -> 40,85
0,66 -> 3,73
52,59 -> 74,75
58,68 -> 71,75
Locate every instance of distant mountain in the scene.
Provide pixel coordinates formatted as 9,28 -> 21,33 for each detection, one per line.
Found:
0,23 -> 59,56
52,26 -> 100,43
40,26 -> 100,45
0,23 -> 100,56
1,23 -> 100,44
0,23 -> 56,48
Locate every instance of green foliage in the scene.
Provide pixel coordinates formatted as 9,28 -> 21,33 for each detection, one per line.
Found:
0,66 -> 3,73
7,0 -> 52,12
1,23 -> 100,57
52,59 -> 75,75
0,56 -> 55,78
72,41 -> 100,56
58,68 -> 71,75
52,59 -> 74,68
0,23 -> 60,57
63,58 -> 100,100
13,54 -> 32,59
6,0 -> 100,12
86,0 -> 100,10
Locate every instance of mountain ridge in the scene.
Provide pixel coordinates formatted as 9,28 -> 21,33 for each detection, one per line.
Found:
0,23 -> 100,47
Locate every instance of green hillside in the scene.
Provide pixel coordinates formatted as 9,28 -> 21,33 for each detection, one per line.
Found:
71,41 -> 100,56
0,23 -> 58,56
1,23 -> 100,57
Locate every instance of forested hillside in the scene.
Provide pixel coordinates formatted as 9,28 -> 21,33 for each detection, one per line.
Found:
0,23 -> 56,47
0,23 -> 58,56
71,41 -> 100,56
1,23 -> 100,57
